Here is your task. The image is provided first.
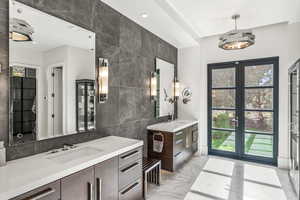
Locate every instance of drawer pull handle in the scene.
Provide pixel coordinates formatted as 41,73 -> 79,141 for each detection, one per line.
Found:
176,131 -> 183,136
21,188 -> 55,200
120,150 -> 139,159
88,182 -> 93,200
96,178 -> 102,200
121,162 -> 139,173
175,152 -> 182,157
176,139 -> 183,144
121,182 -> 139,195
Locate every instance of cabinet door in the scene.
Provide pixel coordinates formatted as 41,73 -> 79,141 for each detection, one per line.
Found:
184,127 -> 193,149
61,167 -> 94,200
11,181 -> 60,200
94,157 -> 118,200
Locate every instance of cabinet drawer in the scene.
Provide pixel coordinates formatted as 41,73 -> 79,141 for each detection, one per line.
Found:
11,180 -> 60,200
119,178 -> 143,200
119,159 -> 142,189
175,131 -> 184,140
119,147 -> 142,168
174,137 -> 184,155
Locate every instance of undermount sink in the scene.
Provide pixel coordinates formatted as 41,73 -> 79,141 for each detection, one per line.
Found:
47,147 -> 103,164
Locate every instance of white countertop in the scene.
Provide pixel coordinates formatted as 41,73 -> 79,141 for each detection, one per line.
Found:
147,119 -> 198,133
0,136 -> 143,199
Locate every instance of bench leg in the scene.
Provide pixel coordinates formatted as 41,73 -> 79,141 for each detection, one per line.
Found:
144,172 -> 148,199
158,162 -> 161,185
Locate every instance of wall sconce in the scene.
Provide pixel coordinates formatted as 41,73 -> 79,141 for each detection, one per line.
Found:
174,79 -> 180,99
150,71 -> 157,100
98,58 -> 108,103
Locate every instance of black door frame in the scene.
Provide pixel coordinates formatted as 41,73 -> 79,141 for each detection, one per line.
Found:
207,57 -> 279,166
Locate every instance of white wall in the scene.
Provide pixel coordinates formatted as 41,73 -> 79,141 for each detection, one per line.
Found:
66,46 -> 95,134
44,46 -> 94,136
178,22 -> 300,168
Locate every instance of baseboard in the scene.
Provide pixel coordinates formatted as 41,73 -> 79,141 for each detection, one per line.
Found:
277,156 -> 290,169
199,145 -> 208,155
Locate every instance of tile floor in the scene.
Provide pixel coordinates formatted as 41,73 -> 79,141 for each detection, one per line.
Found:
147,154 -> 298,200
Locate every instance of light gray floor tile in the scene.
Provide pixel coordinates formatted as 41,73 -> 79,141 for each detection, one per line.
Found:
147,155 -> 298,200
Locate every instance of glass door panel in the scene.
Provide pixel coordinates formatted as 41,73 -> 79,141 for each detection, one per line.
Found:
208,57 -> 278,165
243,63 -> 276,159
209,66 -> 237,154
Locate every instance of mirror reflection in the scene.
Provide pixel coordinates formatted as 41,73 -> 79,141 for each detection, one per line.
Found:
155,58 -> 175,118
9,1 -> 96,145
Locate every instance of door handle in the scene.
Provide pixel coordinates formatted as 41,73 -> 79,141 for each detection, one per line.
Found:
20,188 -> 55,200
87,182 -> 93,200
231,118 -> 239,127
96,178 -> 102,200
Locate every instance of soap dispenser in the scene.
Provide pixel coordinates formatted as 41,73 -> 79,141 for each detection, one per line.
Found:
0,141 -> 6,166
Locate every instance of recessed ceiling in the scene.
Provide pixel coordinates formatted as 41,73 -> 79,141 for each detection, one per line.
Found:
102,0 -> 300,48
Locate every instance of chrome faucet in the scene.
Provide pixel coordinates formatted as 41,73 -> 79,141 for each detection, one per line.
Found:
168,113 -> 175,121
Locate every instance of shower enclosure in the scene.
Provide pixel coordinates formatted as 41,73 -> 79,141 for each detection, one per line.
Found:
288,59 -> 300,197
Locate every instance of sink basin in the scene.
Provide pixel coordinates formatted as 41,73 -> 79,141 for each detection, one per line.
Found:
47,147 -> 102,164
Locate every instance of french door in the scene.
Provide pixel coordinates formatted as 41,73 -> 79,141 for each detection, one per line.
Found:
208,57 -> 279,165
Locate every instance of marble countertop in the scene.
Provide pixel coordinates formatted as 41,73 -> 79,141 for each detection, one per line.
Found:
0,136 -> 143,199
147,119 -> 198,133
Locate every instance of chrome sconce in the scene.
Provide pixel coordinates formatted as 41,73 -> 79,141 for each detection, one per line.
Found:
174,79 -> 180,99
150,71 -> 158,101
98,58 -> 109,103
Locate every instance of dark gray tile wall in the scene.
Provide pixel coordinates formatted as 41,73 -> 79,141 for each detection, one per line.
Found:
0,0 -> 177,160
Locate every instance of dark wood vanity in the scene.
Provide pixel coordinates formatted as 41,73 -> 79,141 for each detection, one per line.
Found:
11,147 -> 143,200
148,123 -> 198,172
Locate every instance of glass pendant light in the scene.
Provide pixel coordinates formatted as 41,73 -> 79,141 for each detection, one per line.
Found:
219,14 -> 255,50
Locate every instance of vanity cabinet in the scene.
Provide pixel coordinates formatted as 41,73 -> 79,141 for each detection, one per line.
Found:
11,181 -> 60,200
148,123 -> 198,172
94,157 -> 119,200
118,148 -> 143,200
9,148 -> 143,200
61,167 -> 94,200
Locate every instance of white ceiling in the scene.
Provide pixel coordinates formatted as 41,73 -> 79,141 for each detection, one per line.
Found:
103,0 -> 300,48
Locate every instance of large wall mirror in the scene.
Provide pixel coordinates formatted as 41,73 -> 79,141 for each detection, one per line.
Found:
9,1 -> 96,145
155,58 -> 175,118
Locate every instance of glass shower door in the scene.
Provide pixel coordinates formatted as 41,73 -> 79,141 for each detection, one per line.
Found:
289,61 -> 299,197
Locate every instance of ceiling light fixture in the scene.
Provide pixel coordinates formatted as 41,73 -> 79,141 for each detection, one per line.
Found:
9,18 -> 34,42
219,14 -> 255,50
141,13 -> 148,18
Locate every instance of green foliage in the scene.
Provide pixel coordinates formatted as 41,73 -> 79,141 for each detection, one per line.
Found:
214,112 -> 232,129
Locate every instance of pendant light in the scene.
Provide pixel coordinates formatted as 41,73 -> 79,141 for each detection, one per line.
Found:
9,18 -> 34,42
219,14 -> 255,50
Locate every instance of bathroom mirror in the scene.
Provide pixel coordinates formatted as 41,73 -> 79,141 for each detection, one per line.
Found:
155,58 -> 175,118
9,1 -> 96,145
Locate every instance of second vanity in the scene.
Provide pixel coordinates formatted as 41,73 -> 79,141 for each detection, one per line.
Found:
147,120 -> 198,171
0,136 -> 143,200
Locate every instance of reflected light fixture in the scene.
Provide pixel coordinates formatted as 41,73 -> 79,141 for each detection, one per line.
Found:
174,79 -> 180,99
219,14 -> 255,50
9,18 -> 34,42
150,71 -> 157,100
98,58 -> 109,103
